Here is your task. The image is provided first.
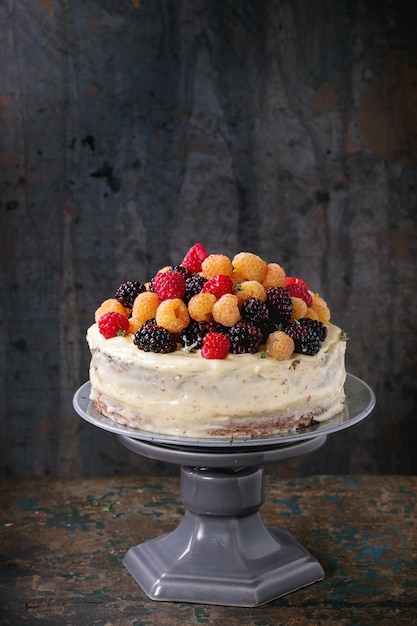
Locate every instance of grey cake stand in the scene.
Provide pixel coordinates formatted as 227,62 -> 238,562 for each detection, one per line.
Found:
73,373 -> 375,607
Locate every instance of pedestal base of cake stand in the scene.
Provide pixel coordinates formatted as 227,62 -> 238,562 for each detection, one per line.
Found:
118,434 -> 327,607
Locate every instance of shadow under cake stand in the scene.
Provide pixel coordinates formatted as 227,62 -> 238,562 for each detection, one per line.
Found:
73,373 -> 375,607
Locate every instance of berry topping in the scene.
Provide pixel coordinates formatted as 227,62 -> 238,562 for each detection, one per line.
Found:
93,244 -> 335,360
152,269 -> 186,302
188,292 -> 216,322
131,291 -> 161,326
95,298 -> 131,323
155,298 -> 190,333
285,282 -> 313,307
241,297 -> 272,341
290,296 -> 308,321
266,287 -> 294,323
180,320 -> 219,350
212,293 -> 241,327
234,280 -> 267,303
182,243 -> 208,273
201,332 -> 231,360
227,321 -> 263,354
283,318 -> 327,356
309,291 -> 331,324
262,263 -> 286,289
114,281 -> 146,308
201,254 -> 233,279
202,274 -> 234,299
232,252 -> 268,283
266,330 -> 295,360
184,274 -> 207,303
285,276 -> 309,288
241,297 -> 270,325
171,265 -> 193,280
98,311 -> 130,339
133,320 -> 177,353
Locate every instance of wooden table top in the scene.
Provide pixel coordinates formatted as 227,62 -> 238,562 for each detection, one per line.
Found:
1,475 -> 416,625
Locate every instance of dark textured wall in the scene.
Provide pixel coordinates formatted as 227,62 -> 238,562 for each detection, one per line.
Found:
1,0 -> 416,477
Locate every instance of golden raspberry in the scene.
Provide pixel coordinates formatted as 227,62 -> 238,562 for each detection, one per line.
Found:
231,267 -> 247,286
304,307 -> 319,321
291,296 -> 307,320
188,292 -> 216,322
310,292 -> 331,323
212,294 -> 241,326
95,298 -> 130,323
201,254 -> 233,279
132,291 -> 161,326
234,280 -> 267,303
156,298 -> 190,333
128,317 -> 144,334
262,263 -> 286,289
232,252 -> 267,283
266,331 -> 295,360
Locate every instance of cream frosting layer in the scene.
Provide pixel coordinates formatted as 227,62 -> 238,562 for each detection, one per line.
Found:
87,322 -> 346,439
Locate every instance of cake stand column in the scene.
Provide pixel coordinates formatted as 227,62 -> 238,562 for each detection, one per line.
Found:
122,453 -> 325,606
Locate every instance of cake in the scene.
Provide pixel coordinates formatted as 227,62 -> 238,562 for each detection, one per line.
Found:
87,244 -> 347,439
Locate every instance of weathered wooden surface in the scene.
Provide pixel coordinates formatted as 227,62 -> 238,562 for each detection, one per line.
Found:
1,475 -> 416,624
1,1 -> 417,477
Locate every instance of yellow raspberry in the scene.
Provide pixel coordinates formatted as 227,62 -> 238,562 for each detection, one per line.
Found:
201,254 -> 233,279
128,317 -> 144,334
266,331 -> 295,361
304,307 -> 319,321
95,298 -> 130,323
156,298 -> 190,333
262,263 -> 286,289
231,267 -> 247,286
188,292 -> 216,322
212,294 -> 241,326
131,291 -> 161,326
234,280 -> 267,303
232,251 -> 267,283
310,292 -> 331,324
291,296 -> 307,320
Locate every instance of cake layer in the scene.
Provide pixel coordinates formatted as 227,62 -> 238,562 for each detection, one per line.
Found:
87,322 -> 346,439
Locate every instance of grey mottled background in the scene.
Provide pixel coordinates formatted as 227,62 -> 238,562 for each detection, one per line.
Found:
1,0 -> 416,477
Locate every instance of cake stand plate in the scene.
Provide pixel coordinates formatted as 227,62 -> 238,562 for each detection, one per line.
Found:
73,374 -> 375,607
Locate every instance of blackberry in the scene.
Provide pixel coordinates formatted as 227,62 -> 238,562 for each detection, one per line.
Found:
266,287 -> 293,323
114,281 -> 146,308
184,274 -> 207,303
172,264 -> 193,280
241,298 -> 272,342
283,318 -> 327,356
180,320 -> 220,350
227,321 -> 263,354
133,320 -> 177,354
309,319 -> 328,342
241,297 -> 270,324
259,318 -> 280,343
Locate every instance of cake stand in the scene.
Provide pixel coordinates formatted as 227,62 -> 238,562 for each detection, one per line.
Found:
73,373 -> 375,607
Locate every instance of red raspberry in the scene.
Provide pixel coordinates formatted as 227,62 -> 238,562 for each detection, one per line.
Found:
152,270 -> 186,301
201,274 -> 234,299
201,331 -> 230,359
286,282 -> 313,307
98,312 -> 130,339
182,243 -> 208,273
285,276 -> 308,288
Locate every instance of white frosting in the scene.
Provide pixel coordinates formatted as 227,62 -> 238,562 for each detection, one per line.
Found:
87,322 -> 346,438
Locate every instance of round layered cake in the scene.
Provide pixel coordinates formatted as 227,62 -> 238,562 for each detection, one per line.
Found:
87,244 -> 347,439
